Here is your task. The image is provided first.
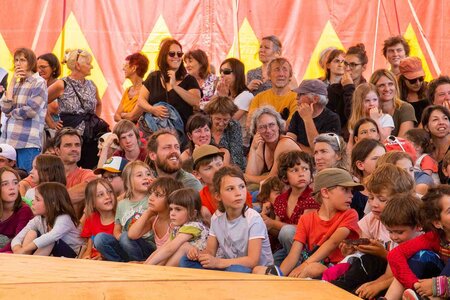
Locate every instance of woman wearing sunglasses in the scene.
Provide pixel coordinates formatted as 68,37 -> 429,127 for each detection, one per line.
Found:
245,106 -> 300,184
369,69 -> 416,138
398,57 -> 429,123
216,58 -> 254,148
313,133 -> 349,172
137,39 -> 201,126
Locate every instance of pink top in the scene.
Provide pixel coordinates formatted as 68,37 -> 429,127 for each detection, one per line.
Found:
358,212 -> 390,244
152,215 -> 170,248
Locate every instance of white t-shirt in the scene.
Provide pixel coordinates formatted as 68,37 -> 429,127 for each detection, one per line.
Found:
233,90 -> 254,111
379,113 -> 395,129
210,207 -> 273,266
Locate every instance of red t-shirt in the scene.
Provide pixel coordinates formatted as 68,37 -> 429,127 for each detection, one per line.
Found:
0,203 -> 33,253
80,211 -> 115,257
199,185 -> 253,214
113,147 -> 147,162
294,209 -> 360,264
274,187 -> 320,225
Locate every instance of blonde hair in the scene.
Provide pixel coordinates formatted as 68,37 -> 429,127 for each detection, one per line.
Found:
122,161 -> 151,199
84,179 -> 117,218
61,49 -> 92,71
369,69 -> 404,110
348,83 -> 379,131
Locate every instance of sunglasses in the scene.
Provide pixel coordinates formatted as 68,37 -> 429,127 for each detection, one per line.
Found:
168,51 -> 183,58
76,49 -> 83,62
325,133 -> 341,150
386,135 -> 406,152
406,77 -> 424,84
220,68 -> 233,75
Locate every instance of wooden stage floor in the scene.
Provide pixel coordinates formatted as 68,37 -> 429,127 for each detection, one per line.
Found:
0,254 -> 360,299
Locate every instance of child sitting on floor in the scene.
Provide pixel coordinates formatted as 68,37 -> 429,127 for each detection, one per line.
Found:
254,168 -> 362,278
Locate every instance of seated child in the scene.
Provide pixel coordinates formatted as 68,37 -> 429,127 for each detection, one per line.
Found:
193,145 -> 252,221
442,151 -> 450,185
256,176 -> 285,218
269,150 -> 320,265
145,188 -> 209,266
388,185 -> 450,299
180,166 -> 273,273
255,168 -> 362,278
93,156 -> 128,199
327,192 -> 422,299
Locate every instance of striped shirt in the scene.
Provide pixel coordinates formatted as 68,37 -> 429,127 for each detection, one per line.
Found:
0,72 -> 47,149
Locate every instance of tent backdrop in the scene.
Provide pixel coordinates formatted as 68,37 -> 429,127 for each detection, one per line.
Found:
0,0 -> 448,125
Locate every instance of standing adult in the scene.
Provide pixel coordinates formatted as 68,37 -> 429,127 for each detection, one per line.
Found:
398,57 -> 429,123
137,38 -> 201,127
1,48 -> 47,173
147,129 -> 202,191
184,49 -> 218,110
47,49 -> 107,169
37,53 -> 63,135
247,35 -> 282,96
248,57 -> 298,126
370,69 -> 416,138
382,35 -> 410,77
114,52 -> 149,123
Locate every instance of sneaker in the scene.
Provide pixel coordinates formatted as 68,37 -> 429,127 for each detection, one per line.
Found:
265,265 -> 283,276
402,289 -> 422,300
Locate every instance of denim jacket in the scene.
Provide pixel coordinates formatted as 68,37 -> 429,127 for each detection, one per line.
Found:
143,102 -> 185,143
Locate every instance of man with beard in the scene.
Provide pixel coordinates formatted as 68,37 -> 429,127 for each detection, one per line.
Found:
147,129 -> 202,191
54,127 -> 97,217
247,58 -> 298,128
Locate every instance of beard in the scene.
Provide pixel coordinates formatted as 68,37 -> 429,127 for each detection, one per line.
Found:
155,153 -> 181,174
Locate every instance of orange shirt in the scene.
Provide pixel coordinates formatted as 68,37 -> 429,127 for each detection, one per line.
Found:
66,167 -> 97,189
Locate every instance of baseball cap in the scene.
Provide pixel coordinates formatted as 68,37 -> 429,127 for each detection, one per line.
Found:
384,136 -> 417,163
192,145 -> 224,169
93,156 -> 129,174
399,57 -> 425,80
313,168 -> 364,195
0,144 -> 17,161
293,79 -> 328,96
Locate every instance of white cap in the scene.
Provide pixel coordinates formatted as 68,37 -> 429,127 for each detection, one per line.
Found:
0,144 -> 17,161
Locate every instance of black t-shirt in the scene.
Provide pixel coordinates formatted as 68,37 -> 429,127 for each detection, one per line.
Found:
409,99 -> 430,124
288,107 -> 341,147
143,71 -> 200,125
351,190 -> 368,220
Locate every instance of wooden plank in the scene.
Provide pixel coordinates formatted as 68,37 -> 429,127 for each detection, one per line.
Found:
0,254 -> 360,299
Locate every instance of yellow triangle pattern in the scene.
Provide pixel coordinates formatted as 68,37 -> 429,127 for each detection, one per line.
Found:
303,20 -> 345,80
0,33 -> 13,87
404,23 -> 433,81
126,15 -> 173,90
226,18 -> 260,73
52,12 -> 108,98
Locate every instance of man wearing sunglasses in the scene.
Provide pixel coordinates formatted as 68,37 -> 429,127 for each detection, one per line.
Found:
248,58 -> 297,128
287,80 -> 341,154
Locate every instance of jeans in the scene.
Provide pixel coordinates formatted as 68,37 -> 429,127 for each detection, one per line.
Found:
16,148 -> 40,173
273,224 -> 296,266
179,255 -> 252,273
94,233 -> 129,262
119,232 -> 155,261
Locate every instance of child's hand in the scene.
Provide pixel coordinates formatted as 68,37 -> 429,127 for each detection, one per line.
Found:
414,279 -> 433,297
261,214 -> 274,229
91,254 -> 102,260
339,241 -> 356,257
198,253 -> 219,269
356,239 -> 387,258
356,281 -> 380,299
187,247 -> 200,261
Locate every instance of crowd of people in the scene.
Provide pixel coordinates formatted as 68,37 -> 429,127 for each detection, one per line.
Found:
0,34 -> 449,300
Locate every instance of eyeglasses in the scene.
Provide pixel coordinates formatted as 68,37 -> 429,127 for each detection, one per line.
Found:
257,122 -> 277,132
325,133 -> 341,150
332,59 -> 345,64
220,68 -> 233,75
344,61 -> 362,69
102,174 -> 120,182
168,51 -> 183,58
386,135 -> 406,152
76,49 -> 83,62
406,77 -> 424,84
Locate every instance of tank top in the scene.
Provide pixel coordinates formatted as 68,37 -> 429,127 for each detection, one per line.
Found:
152,215 -> 170,248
